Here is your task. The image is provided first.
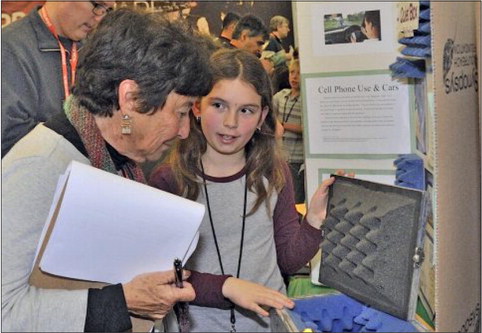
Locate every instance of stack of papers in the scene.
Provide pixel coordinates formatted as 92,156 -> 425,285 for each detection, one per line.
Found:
33,161 -> 204,284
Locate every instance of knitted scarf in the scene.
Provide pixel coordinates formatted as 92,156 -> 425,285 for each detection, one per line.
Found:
64,96 -> 146,184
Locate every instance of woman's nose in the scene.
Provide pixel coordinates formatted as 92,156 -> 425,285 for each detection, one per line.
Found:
177,118 -> 190,139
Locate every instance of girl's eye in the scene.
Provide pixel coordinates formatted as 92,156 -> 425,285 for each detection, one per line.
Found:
212,102 -> 223,109
240,108 -> 254,114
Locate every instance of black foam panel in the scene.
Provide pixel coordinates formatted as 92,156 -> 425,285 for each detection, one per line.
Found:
319,175 -> 424,320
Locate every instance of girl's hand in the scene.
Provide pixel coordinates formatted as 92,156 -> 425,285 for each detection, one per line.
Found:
334,169 -> 355,178
222,277 -> 294,317
306,177 -> 336,229
306,170 -> 355,229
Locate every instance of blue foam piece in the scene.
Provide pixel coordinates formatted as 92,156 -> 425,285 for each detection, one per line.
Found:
355,307 -> 418,332
401,45 -> 431,58
389,57 -> 426,79
417,22 -> 431,34
288,294 -> 419,332
420,1 -> 430,8
419,8 -> 431,21
398,35 -> 431,47
290,310 -> 319,332
288,294 -> 363,332
394,154 -> 425,190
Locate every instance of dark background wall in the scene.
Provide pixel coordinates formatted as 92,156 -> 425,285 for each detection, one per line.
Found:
2,1 -> 295,50
115,1 -> 295,51
190,1 -> 294,49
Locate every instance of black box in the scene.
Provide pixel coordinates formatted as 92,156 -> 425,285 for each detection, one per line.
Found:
271,175 -> 430,332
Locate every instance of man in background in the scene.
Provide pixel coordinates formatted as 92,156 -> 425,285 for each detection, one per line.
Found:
217,12 -> 240,48
2,1 -> 114,157
228,14 -> 274,74
265,15 -> 293,68
265,15 -> 294,93
229,14 -> 268,57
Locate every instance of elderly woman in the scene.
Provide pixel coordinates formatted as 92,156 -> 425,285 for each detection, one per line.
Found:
2,8 -> 212,332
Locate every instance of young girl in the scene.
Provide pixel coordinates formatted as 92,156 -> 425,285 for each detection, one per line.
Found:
149,48 -> 334,332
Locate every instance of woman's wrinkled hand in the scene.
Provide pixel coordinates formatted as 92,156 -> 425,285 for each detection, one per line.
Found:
122,270 -> 194,320
222,277 -> 294,317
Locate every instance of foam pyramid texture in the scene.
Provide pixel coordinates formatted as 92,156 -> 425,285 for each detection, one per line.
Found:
319,176 -> 423,320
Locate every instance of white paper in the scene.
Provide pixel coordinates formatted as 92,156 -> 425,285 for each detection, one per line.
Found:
32,172 -> 69,273
39,161 -> 205,284
305,73 -> 411,155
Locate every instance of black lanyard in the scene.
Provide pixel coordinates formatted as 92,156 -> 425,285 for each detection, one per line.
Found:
281,95 -> 298,124
200,161 -> 248,333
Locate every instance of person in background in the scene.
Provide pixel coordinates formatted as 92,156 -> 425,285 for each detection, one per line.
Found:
1,1 -> 115,157
149,49 -> 335,332
2,8 -> 213,332
228,14 -> 274,77
265,15 -> 293,68
229,14 -> 267,57
273,59 -> 305,204
265,15 -> 294,94
217,12 -> 240,48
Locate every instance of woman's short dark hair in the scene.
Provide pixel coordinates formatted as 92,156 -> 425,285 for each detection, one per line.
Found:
73,8 -> 213,117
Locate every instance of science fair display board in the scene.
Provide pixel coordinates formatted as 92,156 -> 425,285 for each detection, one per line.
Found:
293,2 -> 480,331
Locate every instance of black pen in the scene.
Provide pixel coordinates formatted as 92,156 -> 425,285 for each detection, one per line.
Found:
173,258 -> 190,332
174,258 -> 183,288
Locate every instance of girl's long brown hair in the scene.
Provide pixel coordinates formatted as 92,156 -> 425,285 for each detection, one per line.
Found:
169,48 -> 286,215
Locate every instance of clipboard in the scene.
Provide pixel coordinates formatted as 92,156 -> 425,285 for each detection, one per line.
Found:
28,161 -> 205,332
29,174 -> 154,332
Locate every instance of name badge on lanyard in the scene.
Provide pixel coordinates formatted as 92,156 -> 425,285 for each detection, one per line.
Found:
39,6 -> 78,98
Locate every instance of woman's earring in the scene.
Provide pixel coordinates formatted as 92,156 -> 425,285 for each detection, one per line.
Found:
196,116 -> 201,124
121,114 -> 132,135
256,126 -> 261,133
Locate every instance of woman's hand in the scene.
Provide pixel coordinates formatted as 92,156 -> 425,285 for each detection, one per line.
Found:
306,177 -> 336,229
122,270 -> 195,320
222,277 -> 294,317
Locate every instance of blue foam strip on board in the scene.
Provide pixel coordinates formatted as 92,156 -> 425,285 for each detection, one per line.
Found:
398,35 -> 431,47
401,46 -> 431,58
389,58 -> 426,79
419,8 -> 431,21
394,154 -> 425,190
420,1 -> 430,8
417,22 -> 431,34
